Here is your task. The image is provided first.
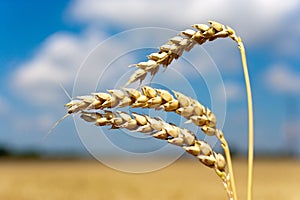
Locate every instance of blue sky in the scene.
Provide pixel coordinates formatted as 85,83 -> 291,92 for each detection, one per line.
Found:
1,0 -> 300,157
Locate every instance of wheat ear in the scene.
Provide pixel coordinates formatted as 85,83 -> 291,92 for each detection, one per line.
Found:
65,86 -> 237,199
125,21 -> 238,87
66,86 -> 217,135
79,110 -> 235,199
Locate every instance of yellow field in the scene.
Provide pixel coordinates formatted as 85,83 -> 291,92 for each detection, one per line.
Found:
0,158 -> 299,200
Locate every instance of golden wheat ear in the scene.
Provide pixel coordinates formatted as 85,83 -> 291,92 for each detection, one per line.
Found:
79,110 -> 233,197
124,21 -> 239,87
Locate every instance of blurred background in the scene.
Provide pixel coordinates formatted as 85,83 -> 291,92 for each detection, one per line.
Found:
1,0 -> 300,199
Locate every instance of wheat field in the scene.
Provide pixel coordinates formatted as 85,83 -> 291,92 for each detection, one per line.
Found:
0,158 -> 299,200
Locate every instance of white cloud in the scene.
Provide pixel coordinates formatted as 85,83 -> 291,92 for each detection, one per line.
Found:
265,63 -> 300,95
11,27 -> 160,105
11,29 -> 107,105
68,0 -> 300,43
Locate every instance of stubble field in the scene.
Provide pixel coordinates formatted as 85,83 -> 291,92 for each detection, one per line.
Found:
0,158 -> 299,200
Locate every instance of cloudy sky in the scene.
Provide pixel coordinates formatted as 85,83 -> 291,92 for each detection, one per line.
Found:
1,0 -> 300,157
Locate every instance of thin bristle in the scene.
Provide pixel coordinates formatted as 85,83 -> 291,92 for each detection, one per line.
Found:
44,113 -> 70,140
